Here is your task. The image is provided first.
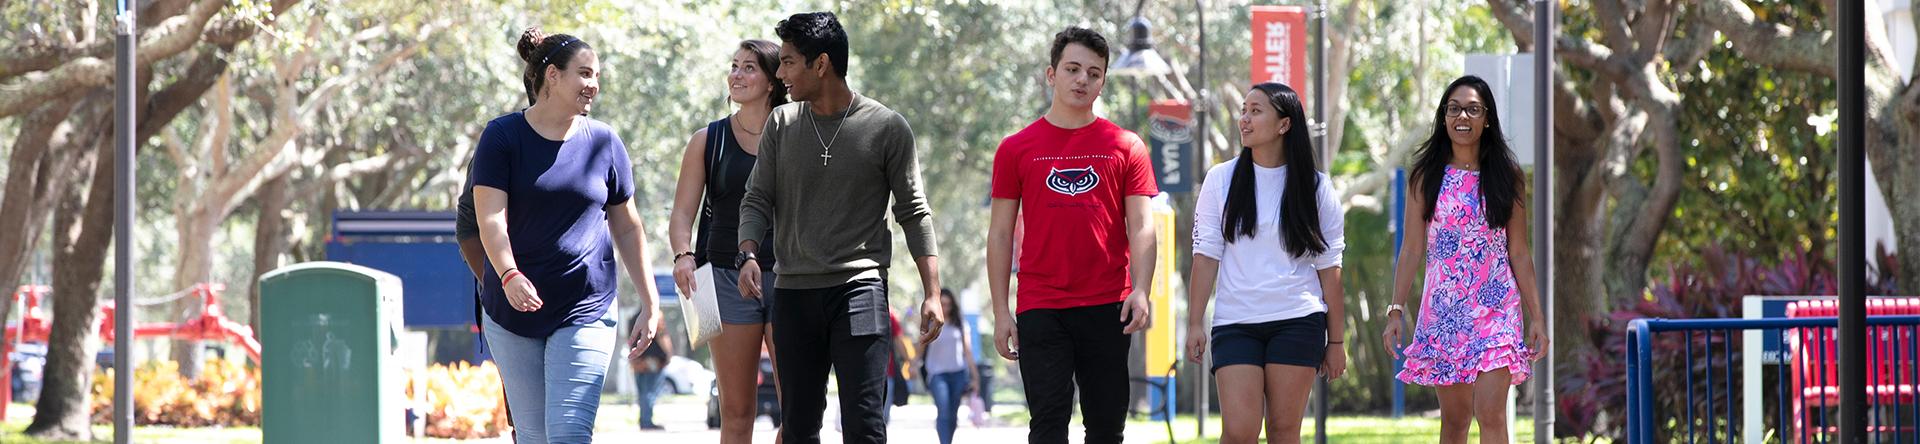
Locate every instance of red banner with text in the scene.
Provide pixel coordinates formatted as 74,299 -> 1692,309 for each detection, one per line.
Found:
1250,6 -> 1309,91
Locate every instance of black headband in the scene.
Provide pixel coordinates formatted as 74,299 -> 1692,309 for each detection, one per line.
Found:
540,37 -> 578,67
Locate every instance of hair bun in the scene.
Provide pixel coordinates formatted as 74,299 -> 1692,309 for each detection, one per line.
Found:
517,26 -> 547,63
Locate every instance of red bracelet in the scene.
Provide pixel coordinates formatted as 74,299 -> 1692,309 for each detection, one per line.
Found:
502,270 -> 524,285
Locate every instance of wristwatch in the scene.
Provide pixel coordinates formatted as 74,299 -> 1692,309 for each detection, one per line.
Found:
1386,304 -> 1406,317
735,251 -> 758,269
673,251 -> 697,262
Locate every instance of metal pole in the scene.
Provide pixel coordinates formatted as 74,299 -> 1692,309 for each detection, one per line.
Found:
113,1 -> 137,443
1313,0 -> 1329,171
1312,1 -> 1330,442
1198,352 -> 1208,440
1193,1 -> 1209,439
1391,169 -> 1406,419
1837,0 -> 1866,441
1531,1 -> 1555,442
1194,1 -> 1205,176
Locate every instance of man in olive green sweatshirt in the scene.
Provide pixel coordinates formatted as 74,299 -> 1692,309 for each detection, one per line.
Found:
734,11 -> 945,444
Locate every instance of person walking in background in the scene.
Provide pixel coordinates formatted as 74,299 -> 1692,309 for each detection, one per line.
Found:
629,317 -> 673,431
886,307 -> 909,423
666,38 -> 788,444
471,27 -> 662,444
985,26 -> 1158,444
920,288 -> 979,444
1381,75 -> 1548,444
1184,82 -> 1348,444
836,307 -> 910,430
736,11 -> 946,444
456,137 -> 519,440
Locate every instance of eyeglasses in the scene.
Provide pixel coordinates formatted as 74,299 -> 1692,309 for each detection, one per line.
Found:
1445,105 -> 1487,119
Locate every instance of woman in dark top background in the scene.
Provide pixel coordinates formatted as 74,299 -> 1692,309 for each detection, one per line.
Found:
628,314 -> 674,430
471,27 -> 662,444
666,39 -> 786,444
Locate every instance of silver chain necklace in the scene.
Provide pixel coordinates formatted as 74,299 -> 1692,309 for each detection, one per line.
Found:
807,101 -> 852,166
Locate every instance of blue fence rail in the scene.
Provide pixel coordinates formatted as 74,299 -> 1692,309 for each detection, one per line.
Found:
1626,316 -> 1920,443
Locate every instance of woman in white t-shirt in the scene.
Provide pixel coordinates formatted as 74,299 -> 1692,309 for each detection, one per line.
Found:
918,288 -> 978,444
1184,82 -> 1347,444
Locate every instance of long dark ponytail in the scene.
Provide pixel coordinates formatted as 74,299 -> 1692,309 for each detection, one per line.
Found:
1411,75 -> 1523,228
1223,82 -> 1326,258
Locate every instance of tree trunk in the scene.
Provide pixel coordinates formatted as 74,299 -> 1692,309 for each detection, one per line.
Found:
1553,135 -> 1613,359
1885,159 -> 1920,293
1868,86 -> 1920,292
0,98 -> 82,332
250,173 -> 292,329
170,206 -> 217,379
5,0 -> 305,383
26,125 -> 114,440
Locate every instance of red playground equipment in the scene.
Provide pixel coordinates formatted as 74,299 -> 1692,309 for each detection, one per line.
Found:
2,284 -> 260,420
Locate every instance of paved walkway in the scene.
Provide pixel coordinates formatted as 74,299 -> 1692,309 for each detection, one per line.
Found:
459,395 -> 1172,443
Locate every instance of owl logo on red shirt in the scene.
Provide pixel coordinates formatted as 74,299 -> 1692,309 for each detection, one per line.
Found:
1046,166 -> 1100,196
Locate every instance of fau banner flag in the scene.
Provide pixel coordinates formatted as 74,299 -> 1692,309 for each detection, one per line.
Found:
1148,99 -> 1193,193
1251,6 -> 1309,89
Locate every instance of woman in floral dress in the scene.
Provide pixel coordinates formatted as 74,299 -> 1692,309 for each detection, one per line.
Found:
1381,75 -> 1548,444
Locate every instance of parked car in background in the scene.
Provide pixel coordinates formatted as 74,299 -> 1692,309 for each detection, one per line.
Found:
706,354 -> 779,429
662,355 -> 714,395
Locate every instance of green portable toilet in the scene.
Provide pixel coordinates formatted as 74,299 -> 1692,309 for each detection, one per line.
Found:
259,261 -> 405,443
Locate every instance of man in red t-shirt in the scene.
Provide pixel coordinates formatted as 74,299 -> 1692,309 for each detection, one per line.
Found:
986,26 -> 1158,444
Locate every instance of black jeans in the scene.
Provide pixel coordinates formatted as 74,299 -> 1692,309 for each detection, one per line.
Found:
773,277 -> 892,444
1018,302 -> 1132,444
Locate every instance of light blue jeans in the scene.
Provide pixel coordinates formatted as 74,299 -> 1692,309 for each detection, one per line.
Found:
632,370 -> 665,427
926,370 -> 970,444
482,309 -> 617,444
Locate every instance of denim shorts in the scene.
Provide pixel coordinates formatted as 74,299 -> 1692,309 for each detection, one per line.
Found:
711,266 -> 777,325
1210,312 -> 1328,373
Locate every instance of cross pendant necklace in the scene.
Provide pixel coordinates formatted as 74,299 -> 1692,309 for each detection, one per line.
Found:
808,101 -> 852,166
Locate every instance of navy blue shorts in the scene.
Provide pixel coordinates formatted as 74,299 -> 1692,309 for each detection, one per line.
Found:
1210,312 -> 1328,373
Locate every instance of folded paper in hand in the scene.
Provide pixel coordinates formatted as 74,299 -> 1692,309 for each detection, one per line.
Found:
682,264 -> 723,348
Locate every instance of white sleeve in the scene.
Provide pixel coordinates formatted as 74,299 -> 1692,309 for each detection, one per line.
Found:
1310,174 -> 1346,270
1192,165 -> 1228,260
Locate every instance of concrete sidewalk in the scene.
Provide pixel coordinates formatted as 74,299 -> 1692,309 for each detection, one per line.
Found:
466,394 -> 1173,443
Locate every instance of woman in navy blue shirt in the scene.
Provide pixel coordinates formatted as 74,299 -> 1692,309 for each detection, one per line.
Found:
472,27 -> 662,443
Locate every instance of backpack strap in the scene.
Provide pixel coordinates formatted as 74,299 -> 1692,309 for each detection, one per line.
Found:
708,119 -> 727,181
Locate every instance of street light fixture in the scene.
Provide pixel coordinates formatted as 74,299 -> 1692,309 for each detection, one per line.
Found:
1110,17 -> 1172,78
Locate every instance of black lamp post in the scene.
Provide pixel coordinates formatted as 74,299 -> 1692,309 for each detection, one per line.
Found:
1111,8 -> 1214,439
